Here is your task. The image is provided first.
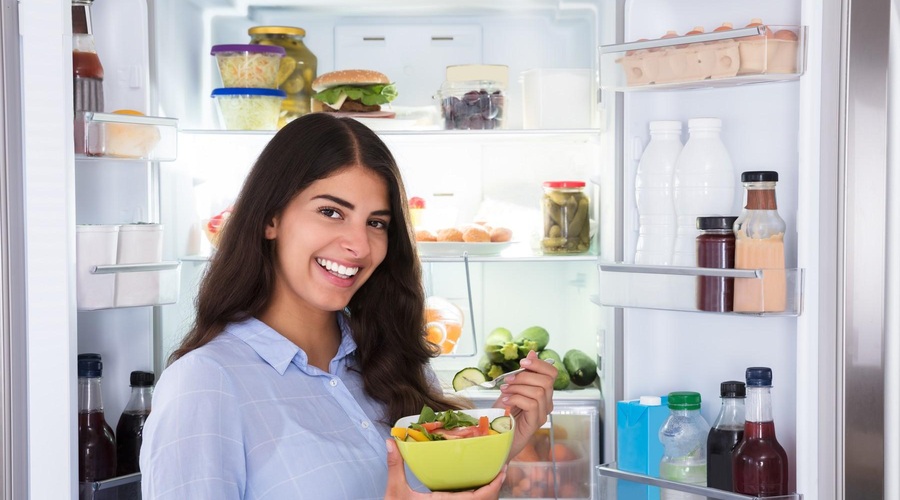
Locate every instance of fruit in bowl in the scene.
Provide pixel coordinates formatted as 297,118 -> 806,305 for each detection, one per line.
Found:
203,207 -> 233,248
391,406 -> 514,491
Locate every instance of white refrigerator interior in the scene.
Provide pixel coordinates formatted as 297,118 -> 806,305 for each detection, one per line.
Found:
13,0 -> 897,498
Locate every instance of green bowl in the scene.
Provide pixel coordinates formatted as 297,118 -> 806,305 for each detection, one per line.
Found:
393,408 -> 514,491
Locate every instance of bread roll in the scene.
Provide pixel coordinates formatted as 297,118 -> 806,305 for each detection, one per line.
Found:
437,227 -> 464,242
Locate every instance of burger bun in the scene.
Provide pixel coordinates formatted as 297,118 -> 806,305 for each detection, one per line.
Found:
312,69 -> 390,92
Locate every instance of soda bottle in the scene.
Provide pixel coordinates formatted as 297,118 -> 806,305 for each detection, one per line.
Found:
706,381 -> 746,491
77,353 -> 116,482
733,367 -> 789,496
115,370 -> 155,475
659,391 -> 710,500
634,120 -> 682,265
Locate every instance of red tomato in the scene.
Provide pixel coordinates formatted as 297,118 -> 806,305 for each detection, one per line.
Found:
408,196 -> 426,209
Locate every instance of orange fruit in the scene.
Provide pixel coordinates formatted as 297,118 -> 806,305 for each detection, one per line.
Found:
111,109 -> 145,116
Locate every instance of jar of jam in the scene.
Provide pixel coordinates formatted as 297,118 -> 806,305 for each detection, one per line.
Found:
248,26 -> 317,128
541,181 -> 590,254
696,215 -> 738,312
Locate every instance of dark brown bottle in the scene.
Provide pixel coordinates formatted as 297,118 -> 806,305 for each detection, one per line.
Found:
696,216 -> 737,312
77,353 -> 116,482
116,371 -> 154,475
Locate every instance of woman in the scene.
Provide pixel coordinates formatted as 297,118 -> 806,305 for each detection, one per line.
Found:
140,113 -> 556,499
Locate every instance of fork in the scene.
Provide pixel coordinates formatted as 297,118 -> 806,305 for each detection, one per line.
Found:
478,359 -> 552,389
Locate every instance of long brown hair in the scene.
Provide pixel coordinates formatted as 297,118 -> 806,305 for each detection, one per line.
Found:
170,113 -> 465,422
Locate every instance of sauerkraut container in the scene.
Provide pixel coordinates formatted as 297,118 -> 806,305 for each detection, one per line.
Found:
210,43 -> 286,89
211,87 -> 286,130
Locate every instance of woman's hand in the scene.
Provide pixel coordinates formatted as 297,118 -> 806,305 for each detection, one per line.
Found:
493,350 -> 556,459
384,439 -> 506,499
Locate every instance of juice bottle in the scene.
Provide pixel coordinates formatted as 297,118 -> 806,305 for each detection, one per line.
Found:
77,353 -> 116,482
72,0 -> 104,114
706,381 -> 745,491
659,391 -> 710,500
733,171 -> 786,312
116,370 -> 154,475
732,367 -> 789,496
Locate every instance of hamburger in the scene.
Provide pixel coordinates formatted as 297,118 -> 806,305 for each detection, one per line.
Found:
311,69 -> 398,118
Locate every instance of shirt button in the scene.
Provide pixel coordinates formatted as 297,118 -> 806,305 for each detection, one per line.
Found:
329,379 -> 338,387
361,421 -> 370,429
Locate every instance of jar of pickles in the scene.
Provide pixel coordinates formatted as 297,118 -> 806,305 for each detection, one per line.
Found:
541,181 -> 591,254
248,26 -> 317,128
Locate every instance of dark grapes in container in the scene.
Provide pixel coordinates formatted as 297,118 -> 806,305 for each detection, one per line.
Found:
436,80 -> 505,130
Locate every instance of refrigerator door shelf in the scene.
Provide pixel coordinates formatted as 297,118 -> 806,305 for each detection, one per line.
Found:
597,462 -> 802,500
77,261 -> 182,310
596,263 -> 803,316
75,111 -> 178,161
599,25 -> 807,92
79,472 -> 142,500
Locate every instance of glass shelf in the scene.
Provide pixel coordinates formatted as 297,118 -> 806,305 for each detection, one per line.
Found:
597,462 -> 802,499
77,261 -> 182,311
595,262 -> 803,316
600,25 -> 807,92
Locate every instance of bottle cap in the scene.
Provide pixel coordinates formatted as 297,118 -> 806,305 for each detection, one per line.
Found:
78,355 -> 102,378
720,380 -> 746,398
741,171 -> 779,183
130,371 -> 155,387
696,216 -> 738,231
667,391 -> 701,410
542,180 -> 586,189
687,117 -> 722,130
649,120 -> 682,132
639,395 -> 662,406
745,366 -> 773,386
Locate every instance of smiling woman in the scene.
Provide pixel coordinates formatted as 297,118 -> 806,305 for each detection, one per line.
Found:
140,113 -> 557,499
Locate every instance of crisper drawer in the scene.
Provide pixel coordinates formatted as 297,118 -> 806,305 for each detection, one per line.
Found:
470,398 -> 602,499
596,463 -> 803,500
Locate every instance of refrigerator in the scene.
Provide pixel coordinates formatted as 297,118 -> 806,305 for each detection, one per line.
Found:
1,0 -> 898,499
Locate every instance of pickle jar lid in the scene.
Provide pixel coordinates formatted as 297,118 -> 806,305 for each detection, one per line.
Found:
543,181 -> 586,189
248,26 -> 306,37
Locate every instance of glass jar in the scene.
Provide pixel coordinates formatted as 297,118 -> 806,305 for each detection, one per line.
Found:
248,26 -> 318,128
696,215 -> 737,312
733,171 -> 786,312
541,181 -> 590,254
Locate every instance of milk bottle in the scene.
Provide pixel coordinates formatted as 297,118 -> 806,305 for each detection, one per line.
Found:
634,121 -> 682,265
672,118 -> 735,266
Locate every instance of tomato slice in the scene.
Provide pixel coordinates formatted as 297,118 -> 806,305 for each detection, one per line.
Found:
477,416 -> 490,436
421,421 -> 443,432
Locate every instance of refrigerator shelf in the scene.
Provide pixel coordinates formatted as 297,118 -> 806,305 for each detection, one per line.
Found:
79,472 -> 141,500
179,250 -> 601,263
76,112 -> 178,161
599,25 -> 807,92
596,462 -> 802,499
595,262 -> 803,316
77,261 -> 182,311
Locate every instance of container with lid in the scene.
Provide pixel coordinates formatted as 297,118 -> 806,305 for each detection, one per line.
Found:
78,353 -> 117,482
635,120 -> 683,266
541,181 -> 591,254
248,26 -> 318,126
707,381 -> 746,491
696,215 -> 738,312
76,225 -> 119,310
733,171 -> 786,312
658,391 -> 711,499
211,88 -> 286,130
210,44 -> 285,88
116,370 -> 155,475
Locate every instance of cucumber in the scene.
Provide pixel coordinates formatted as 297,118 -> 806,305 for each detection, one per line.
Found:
513,326 -> 550,351
485,327 -> 513,346
452,367 -> 486,391
563,349 -> 598,387
551,359 -> 571,391
538,349 -> 562,364
490,416 -> 513,433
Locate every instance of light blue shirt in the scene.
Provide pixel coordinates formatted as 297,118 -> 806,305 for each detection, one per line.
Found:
140,315 -> 428,499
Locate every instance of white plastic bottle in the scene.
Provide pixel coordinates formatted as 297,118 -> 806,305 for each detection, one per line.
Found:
634,120 -> 682,265
672,118 -> 735,267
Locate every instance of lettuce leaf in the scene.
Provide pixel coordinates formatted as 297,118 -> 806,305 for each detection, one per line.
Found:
313,83 -> 398,106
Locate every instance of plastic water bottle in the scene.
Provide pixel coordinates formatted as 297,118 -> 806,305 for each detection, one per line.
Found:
672,118 -> 735,266
634,120 -> 682,265
659,391 -> 711,500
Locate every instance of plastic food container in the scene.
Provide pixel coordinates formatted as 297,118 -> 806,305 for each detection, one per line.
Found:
211,88 -> 286,130
210,44 -> 285,88
435,80 -> 506,130
501,440 -> 589,498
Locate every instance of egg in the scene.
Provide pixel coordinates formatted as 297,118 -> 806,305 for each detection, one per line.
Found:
773,29 -> 798,41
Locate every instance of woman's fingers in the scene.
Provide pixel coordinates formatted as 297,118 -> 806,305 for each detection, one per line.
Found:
384,439 -> 414,499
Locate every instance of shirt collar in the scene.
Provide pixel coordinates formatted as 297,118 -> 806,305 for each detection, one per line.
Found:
226,314 -> 358,375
